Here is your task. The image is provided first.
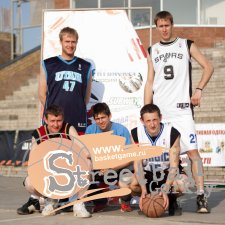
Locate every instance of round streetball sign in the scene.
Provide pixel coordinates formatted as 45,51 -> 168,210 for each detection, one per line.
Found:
28,137 -> 91,199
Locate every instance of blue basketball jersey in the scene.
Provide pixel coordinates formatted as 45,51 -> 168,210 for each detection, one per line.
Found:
42,56 -> 91,133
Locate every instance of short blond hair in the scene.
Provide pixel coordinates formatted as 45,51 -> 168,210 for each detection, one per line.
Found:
59,27 -> 79,41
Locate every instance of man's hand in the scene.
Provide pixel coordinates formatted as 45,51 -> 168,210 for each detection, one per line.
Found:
139,190 -> 148,211
159,191 -> 169,210
99,169 -> 108,175
191,89 -> 202,107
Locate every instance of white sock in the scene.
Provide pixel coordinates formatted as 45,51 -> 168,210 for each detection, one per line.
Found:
197,190 -> 204,195
31,194 -> 39,200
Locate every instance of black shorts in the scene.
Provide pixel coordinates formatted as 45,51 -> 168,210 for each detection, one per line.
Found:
144,169 -> 169,194
143,165 -> 185,194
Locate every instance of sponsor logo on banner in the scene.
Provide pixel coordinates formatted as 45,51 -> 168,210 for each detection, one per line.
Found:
181,124 -> 225,167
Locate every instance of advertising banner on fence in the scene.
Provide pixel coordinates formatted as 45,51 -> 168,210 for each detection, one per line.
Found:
42,10 -> 147,130
181,124 -> 225,167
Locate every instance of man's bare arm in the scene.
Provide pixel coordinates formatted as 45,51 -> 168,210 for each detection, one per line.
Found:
163,136 -> 180,193
144,53 -> 155,105
38,65 -> 47,108
190,43 -> 214,106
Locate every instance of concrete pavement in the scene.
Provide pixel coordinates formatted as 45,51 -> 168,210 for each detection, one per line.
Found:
0,176 -> 225,225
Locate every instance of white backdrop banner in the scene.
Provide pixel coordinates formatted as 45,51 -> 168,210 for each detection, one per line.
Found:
42,11 -> 224,167
181,124 -> 225,167
42,10 -> 148,130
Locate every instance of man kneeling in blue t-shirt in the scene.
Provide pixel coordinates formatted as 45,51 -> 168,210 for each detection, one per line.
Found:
86,102 -> 134,213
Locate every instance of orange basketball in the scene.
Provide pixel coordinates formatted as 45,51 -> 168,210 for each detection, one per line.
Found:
142,194 -> 165,218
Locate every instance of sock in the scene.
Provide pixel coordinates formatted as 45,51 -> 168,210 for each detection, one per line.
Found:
197,189 -> 204,195
31,194 -> 39,200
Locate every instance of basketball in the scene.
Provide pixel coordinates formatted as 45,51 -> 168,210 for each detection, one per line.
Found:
142,194 -> 165,218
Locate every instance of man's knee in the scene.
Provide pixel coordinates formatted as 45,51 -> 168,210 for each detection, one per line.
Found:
187,149 -> 201,160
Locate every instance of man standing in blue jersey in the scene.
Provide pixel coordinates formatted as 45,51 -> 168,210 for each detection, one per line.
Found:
39,27 -> 92,135
39,27 -> 92,216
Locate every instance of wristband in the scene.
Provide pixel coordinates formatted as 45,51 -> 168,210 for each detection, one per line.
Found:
196,88 -> 203,91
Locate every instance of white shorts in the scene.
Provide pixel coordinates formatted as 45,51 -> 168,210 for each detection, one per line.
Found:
162,115 -> 198,154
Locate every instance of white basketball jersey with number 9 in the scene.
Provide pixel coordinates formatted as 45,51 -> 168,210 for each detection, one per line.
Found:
151,37 -> 192,120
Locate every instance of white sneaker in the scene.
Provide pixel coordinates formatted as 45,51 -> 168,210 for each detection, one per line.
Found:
42,199 -> 58,216
73,202 -> 91,218
42,204 -> 56,216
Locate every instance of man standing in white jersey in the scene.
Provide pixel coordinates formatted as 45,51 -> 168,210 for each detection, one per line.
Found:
144,11 -> 214,213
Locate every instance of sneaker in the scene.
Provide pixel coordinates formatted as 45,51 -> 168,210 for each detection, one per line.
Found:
17,197 -> 40,215
92,203 -> 107,213
130,196 -> 140,205
197,194 -> 210,213
73,202 -> 91,218
168,194 -> 182,216
42,198 -> 58,216
120,202 -> 132,212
